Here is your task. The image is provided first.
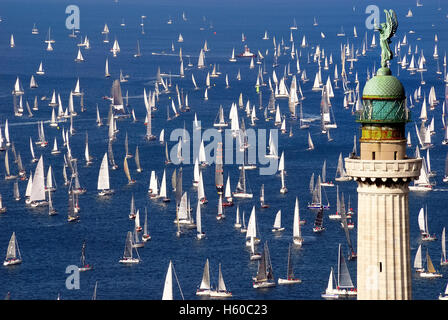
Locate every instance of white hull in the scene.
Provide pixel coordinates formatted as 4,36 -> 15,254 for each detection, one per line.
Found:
321,182 -> 334,187
250,253 -> 262,261
196,289 -> 213,296
98,189 -> 114,196
119,258 -> 140,264
233,192 -> 253,199
293,237 -> 303,246
209,291 -> 232,298
335,177 -> 352,182
409,185 -> 433,191
253,281 -> 276,288
3,259 -> 22,266
419,272 -> 442,278
196,232 -> 206,240
79,265 -> 93,272
238,165 -> 257,170
278,278 -> 302,285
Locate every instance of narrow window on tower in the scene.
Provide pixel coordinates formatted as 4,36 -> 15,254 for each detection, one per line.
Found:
394,151 -> 397,160
372,152 -> 376,160
379,262 -> 382,272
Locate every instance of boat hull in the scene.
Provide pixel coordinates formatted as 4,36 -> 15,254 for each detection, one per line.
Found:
278,278 -> 302,285
119,258 -> 140,264
253,281 -> 276,289
3,259 -> 22,266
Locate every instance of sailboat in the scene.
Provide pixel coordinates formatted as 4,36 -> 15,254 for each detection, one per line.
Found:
418,206 -> 436,241
10,34 -> 15,48
335,153 -> 351,181
196,259 -> 213,296
134,146 -> 143,172
313,206 -> 325,233
234,205 -> 241,228
223,175 -> 233,206
142,207 -> 151,242
419,249 -> 443,278
196,201 -> 205,239
308,175 -> 330,209
209,263 -> 233,298
0,194 -> 6,214
67,192 -> 79,222
307,132 -> 314,150
32,23 -> 39,34
233,166 -> 253,198
272,210 -> 285,232
293,197 -> 304,246
162,260 -> 184,300
409,156 -> 432,191
441,227 -> 448,266
134,40 -> 142,58
78,240 -> 93,271
118,231 -> 141,264
321,244 -> 357,298
278,244 -> 301,284
216,195 -> 225,220
414,244 -> 425,273
97,153 -> 114,196
253,241 -> 276,288
320,160 -> 334,187
29,156 -> 48,207
4,150 -> 17,180
158,169 -> 170,202
246,206 -> 260,246
260,184 -> 269,208
279,170 -> 288,194
134,209 -> 143,232
74,48 -> 84,62
124,157 -> 135,185
3,232 -> 22,266
439,281 -> 448,300
321,267 -> 338,299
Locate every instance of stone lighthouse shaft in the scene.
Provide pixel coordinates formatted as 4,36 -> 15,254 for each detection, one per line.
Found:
344,9 -> 422,300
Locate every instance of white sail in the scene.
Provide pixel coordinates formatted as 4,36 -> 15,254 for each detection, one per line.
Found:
30,156 -> 46,202
273,210 -> 282,229
246,206 -> 257,241
293,197 -> 303,245
162,261 -> 174,300
196,201 -> 203,235
159,169 -> 167,198
97,153 -> 110,190
414,244 -> 423,269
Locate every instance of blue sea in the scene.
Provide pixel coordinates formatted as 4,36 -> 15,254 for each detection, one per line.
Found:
0,0 -> 447,300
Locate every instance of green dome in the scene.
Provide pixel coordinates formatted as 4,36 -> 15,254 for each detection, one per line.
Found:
358,67 -> 408,123
362,67 -> 405,100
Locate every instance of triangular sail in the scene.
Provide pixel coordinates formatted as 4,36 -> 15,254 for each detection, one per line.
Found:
337,244 -> 354,288
97,153 -> 110,190
199,259 -> 211,290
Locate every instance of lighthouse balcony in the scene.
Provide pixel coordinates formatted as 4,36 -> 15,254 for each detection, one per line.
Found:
344,157 -> 421,181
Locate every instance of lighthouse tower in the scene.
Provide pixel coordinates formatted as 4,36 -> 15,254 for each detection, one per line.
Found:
345,10 -> 422,300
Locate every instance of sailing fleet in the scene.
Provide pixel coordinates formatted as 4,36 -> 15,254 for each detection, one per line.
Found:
0,1 -> 448,301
